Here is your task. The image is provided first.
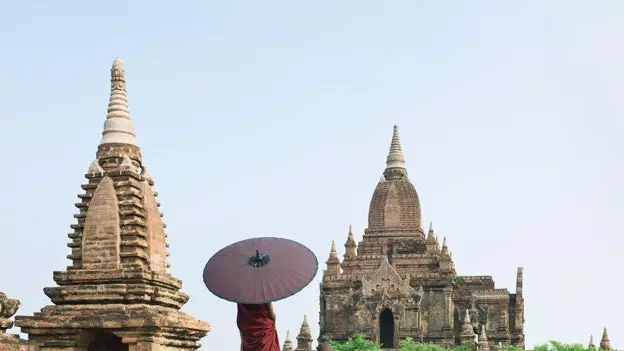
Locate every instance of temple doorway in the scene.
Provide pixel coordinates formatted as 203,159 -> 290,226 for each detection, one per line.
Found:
379,308 -> 395,348
88,332 -> 128,351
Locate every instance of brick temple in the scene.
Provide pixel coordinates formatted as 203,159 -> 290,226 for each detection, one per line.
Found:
1,58 -> 210,350
316,126 -> 525,349
0,59 -> 617,351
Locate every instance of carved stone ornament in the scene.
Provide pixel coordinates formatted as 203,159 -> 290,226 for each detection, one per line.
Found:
0,292 -> 20,319
361,256 -> 423,303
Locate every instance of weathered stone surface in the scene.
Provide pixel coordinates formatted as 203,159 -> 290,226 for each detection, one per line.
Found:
0,293 -> 38,351
319,126 -> 524,349
13,58 -> 210,351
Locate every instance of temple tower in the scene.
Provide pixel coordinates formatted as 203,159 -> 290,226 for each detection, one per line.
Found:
600,328 -> 612,350
14,58 -> 210,350
282,330 -> 294,351
295,315 -> 313,351
319,126 -> 524,349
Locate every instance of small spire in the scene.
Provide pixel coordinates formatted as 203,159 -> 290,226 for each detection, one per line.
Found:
441,237 -> 449,256
427,222 -> 437,241
302,314 -> 309,327
463,309 -> 471,324
119,155 -> 136,172
479,326 -> 489,351
326,241 -> 341,275
100,57 -> 138,147
383,125 -> 407,180
87,159 -> 104,174
344,225 -> 357,259
327,241 -> 339,262
588,335 -> 595,348
460,309 -> 476,340
345,225 -> 356,245
282,329 -> 294,351
600,327 -> 612,350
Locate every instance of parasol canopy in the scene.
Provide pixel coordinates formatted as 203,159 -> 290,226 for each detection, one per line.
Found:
203,237 -> 319,304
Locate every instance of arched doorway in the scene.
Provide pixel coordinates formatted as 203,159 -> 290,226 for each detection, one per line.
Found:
379,308 -> 395,348
88,332 -> 128,351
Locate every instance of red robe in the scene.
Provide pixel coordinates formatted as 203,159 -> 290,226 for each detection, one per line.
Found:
237,304 -> 280,351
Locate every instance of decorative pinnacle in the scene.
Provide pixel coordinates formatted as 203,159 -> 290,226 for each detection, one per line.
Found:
588,335 -> 595,348
87,159 -> 104,174
286,329 -> 291,341
345,225 -> 356,246
302,314 -> 309,326
427,222 -> 437,241
463,309 -> 471,324
327,240 -> 340,268
600,328 -> 611,350
100,57 -> 138,147
383,125 -> 407,180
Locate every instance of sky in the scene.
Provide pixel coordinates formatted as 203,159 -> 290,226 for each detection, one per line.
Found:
0,0 -> 623,349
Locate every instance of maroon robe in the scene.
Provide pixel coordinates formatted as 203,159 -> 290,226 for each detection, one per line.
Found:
237,304 -> 280,351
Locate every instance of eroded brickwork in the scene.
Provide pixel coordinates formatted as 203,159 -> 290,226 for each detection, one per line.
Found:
12,58 -> 210,351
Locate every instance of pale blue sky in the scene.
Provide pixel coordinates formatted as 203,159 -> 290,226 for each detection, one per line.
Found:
1,1 -> 623,349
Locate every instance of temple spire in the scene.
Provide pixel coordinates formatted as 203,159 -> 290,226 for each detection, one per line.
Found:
296,314 -> 313,351
325,241 -> 341,276
600,327 -> 612,350
383,125 -> 407,180
588,335 -> 596,349
479,326 -> 490,351
282,329 -> 294,351
100,57 -> 137,147
441,236 -> 449,256
460,309 -> 476,343
344,225 -> 357,259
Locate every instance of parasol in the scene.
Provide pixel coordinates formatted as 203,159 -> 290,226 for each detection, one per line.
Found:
203,237 -> 318,304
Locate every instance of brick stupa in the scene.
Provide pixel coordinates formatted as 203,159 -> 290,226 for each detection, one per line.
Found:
15,58 -> 211,350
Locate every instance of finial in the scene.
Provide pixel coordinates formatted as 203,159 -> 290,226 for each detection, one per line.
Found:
428,221 -> 433,233
383,125 -> 407,180
286,329 -> 291,341
442,237 -> 447,248
330,240 -> 337,253
348,224 -> 353,235
87,159 -> 104,174
100,57 -> 137,146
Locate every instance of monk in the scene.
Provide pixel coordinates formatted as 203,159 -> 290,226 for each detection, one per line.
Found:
237,303 -> 280,351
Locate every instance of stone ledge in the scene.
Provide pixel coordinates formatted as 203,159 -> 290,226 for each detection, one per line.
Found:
15,304 -> 210,347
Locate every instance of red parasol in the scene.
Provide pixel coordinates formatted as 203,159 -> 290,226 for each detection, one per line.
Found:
203,237 -> 319,304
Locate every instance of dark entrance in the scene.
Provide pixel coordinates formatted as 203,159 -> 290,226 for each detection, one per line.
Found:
88,332 -> 128,351
379,308 -> 395,348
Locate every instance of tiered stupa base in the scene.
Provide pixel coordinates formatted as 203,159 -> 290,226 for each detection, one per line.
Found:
16,304 -> 210,351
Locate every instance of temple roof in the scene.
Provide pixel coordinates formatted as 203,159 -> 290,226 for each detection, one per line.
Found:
366,125 -> 423,233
